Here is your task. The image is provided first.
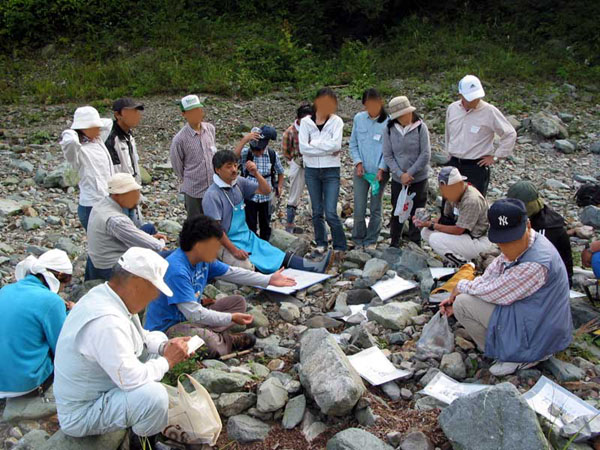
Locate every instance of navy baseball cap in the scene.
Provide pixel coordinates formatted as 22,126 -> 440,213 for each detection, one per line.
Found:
112,97 -> 144,111
488,198 -> 528,243
250,125 -> 277,150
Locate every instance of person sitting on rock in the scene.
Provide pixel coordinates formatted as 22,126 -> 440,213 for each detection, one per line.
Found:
144,215 -> 296,357
54,248 -> 191,441
202,150 -> 332,273
507,180 -> 573,286
414,166 -> 493,266
581,241 -> 600,279
86,173 -> 167,281
0,250 -> 73,399
439,198 -> 573,376
60,106 -> 114,230
233,125 -> 284,241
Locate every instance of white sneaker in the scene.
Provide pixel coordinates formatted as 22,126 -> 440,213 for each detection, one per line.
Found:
365,244 -> 377,251
316,246 -> 327,255
489,360 -> 543,376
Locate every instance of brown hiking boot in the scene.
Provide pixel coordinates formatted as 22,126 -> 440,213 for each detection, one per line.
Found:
230,333 -> 256,352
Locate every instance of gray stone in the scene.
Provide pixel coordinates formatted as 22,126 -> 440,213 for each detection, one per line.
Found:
257,377 -> 288,413
367,301 -> 421,330
43,163 -> 79,188
346,289 -> 376,305
306,315 -> 344,329
13,430 -> 50,450
10,159 -> 34,173
56,237 -> 80,257
2,386 -> 56,421
326,428 -> 393,450
531,111 -> 568,139
440,352 -> 467,380
362,258 -> 389,281
558,112 -> 575,122
431,151 -> 450,166
139,166 -> 152,184
345,250 -> 372,267
215,392 -> 256,417
227,414 -> 271,443
545,178 -> 570,190
399,431 -> 434,450
381,381 -> 401,400
355,406 -> 377,426
590,142 -> 600,154
214,279 -> 237,293
389,331 -> 410,345
247,307 -> 269,328
279,302 -> 300,323
45,215 -> 61,225
190,368 -> 251,394
555,139 -> 576,153
580,205 -> 600,228
439,383 -> 548,450
71,279 -> 104,301
542,356 -> 585,382
570,297 -> 600,329
22,217 -> 44,231
0,199 -> 22,216
158,219 -> 182,234
245,362 -> 270,379
269,228 -> 310,256
302,410 -> 329,442
282,394 -> 306,429
39,430 -> 126,450
299,328 -> 365,416
349,325 -> 378,349
202,359 -> 229,370
342,268 -> 364,279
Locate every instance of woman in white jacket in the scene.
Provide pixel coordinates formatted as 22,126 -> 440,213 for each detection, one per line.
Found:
60,106 -> 114,230
299,88 -> 347,255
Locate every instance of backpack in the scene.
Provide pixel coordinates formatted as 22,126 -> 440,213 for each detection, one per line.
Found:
575,184 -> 600,207
242,148 -> 278,195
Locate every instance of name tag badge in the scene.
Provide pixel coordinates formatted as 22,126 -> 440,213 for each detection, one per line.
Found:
453,207 -> 460,216
470,125 -> 480,134
373,134 -> 382,141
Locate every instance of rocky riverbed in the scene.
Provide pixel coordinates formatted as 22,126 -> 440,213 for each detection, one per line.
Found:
1,79 -> 600,449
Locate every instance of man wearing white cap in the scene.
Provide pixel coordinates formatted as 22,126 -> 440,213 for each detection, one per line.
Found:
445,75 -> 516,196
86,173 -> 167,281
415,166 -> 493,266
0,250 -> 73,399
170,94 -> 218,220
54,248 -> 191,439
60,106 -> 114,229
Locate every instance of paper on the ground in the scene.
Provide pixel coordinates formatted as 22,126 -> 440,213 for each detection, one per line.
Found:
348,346 -> 412,386
371,275 -> 418,301
523,376 -> 600,429
421,371 -> 489,404
342,304 -> 368,322
187,335 -> 205,355
429,267 -> 456,280
570,290 -> 587,299
258,269 -> 331,295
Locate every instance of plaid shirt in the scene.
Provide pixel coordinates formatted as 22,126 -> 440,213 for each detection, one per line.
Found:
240,147 -> 284,203
169,123 -> 217,198
457,231 -> 548,305
282,123 -> 302,165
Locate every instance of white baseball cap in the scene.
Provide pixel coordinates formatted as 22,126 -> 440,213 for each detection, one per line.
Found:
458,75 -> 485,101
179,94 -> 205,112
71,106 -> 104,130
108,173 -> 142,194
438,166 -> 468,186
118,248 -> 173,297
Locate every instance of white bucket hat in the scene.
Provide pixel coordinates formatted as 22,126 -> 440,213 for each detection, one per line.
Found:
108,173 -> 142,194
71,106 -> 104,130
388,96 -> 416,120
118,247 -> 173,297
458,75 -> 485,101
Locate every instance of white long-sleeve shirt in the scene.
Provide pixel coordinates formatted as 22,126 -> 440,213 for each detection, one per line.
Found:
299,114 -> 344,168
60,119 -> 115,207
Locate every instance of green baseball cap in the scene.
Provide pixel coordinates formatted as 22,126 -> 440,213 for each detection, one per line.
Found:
179,94 -> 205,112
506,181 -> 539,203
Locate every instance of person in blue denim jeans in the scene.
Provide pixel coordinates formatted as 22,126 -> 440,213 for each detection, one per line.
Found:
299,88 -> 347,255
349,89 -> 389,250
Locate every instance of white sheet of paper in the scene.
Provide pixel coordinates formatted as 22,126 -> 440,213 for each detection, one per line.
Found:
187,335 -> 205,355
342,304 -> 368,322
523,376 -> 600,429
421,372 -> 489,404
570,290 -> 587,299
348,346 -> 412,386
371,275 -> 418,301
257,269 -> 332,295
429,268 -> 456,280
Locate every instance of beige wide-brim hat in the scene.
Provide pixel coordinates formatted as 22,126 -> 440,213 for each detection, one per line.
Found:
388,96 -> 416,120
108,173 -> 142,194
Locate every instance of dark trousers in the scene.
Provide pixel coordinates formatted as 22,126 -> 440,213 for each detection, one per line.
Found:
184,194 -> 204,219
245,200 -> 272,241
448,157 -> 490,196
390,179 -> 428,246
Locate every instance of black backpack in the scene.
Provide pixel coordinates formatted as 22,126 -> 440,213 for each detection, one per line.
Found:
242,148 -> 278,195
575,184 -> 600,207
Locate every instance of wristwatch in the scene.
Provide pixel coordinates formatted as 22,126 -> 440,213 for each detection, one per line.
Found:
428,223 -> 435,231
493,156 -> 499,163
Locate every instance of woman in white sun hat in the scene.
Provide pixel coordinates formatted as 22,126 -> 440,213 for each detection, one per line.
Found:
60,106 -> 114,230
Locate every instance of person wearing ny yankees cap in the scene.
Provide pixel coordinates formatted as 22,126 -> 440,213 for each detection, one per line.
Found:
415,166 -> 493,266
438,198 -> 572,376
444,74 -> 517,196
170,94 -> 218,220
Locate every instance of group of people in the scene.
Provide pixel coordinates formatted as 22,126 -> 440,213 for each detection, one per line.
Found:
0,74 -> 584,443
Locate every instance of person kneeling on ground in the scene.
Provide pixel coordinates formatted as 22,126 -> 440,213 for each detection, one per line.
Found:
86,173 -> 167,281
415,166 -> 493,266
439,198 -> 573,376
581,241 -> 600,280
202,150 -> 331,273
0,250 -> 73,399
145,215 -> 296,357
54,248 -> 191,439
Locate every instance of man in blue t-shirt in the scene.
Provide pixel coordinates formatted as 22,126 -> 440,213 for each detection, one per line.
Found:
144,215 -> 296,356
582,241 -> 600,280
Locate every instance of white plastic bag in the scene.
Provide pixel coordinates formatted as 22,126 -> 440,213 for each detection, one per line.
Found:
394,185 -> 416,222
416,311 -> 455,360
162,374 -> 222,446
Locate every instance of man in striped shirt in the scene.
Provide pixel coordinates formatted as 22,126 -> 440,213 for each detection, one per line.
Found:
170,95 -> 218,220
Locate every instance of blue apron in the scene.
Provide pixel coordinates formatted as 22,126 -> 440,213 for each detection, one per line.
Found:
223,188 -> 285,273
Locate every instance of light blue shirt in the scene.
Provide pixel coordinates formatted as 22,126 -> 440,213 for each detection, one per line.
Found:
349,111 -> 389,174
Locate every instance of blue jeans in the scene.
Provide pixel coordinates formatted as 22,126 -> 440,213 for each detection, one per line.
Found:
304,167 -> 347,250
77,205 -> 93,230
352,173 -> 388,246
124,207 -> 157,235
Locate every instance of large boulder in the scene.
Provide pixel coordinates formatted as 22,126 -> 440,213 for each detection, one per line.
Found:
227,414 -> 271,443
439,383 -> 548,450
367,301 -> 421,330
531,111 -> 568,139
362,258 -> 389,281
39,430 -> 126,450
299,328 -> 365,416
327,428 -> 393,450
2,386 -> 57,421
269,228 -> 310,256
190,368 -> 251,394
580,206 -> 600,228
256,377 -> 288,413
43,163 -> 79,188
215,392 -> 256,417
